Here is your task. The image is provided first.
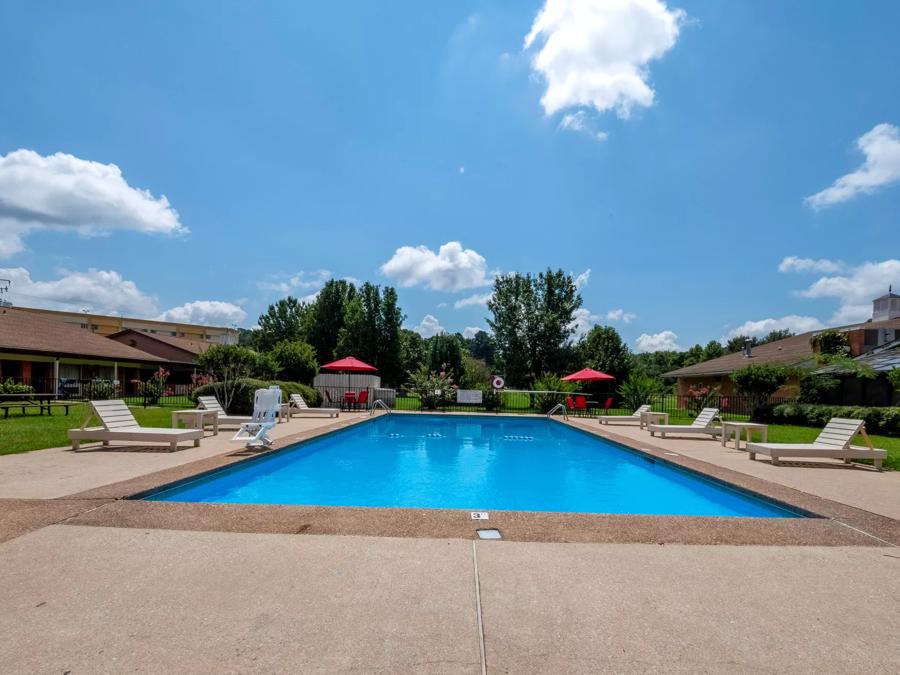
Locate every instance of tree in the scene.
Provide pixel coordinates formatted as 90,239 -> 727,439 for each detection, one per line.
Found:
377,286 -> 405,386
631,350 -> 685,381
731,364 -> 789,419
487,269 -> 582,386
703,340 -> 725,360
427,333 -> 464,380
681,344 -> 706,367
270,340 -> 318,384
307,279 -> 356,364
617,373 -> 664,411
761,329 -> 793,344
197,344 -> 257,412
465,330 -> 496,366
811,329 -> 849,356
579,325 -> 632,383
399,329 -> 427,380
256,297 -> 310,351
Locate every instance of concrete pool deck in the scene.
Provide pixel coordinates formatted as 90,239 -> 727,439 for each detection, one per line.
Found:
2,412 -> 900,672
1,525 -> 898,673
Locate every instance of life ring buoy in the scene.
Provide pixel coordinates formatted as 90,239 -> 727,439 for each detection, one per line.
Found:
491,375 -> 505,390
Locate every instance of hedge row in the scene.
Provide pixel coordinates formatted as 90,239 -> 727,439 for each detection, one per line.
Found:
767,403 -> 900,437
191,378 -> 322,415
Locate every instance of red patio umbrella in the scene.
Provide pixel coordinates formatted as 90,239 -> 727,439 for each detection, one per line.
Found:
320,356 -> 378,408
560,368 -> 615,382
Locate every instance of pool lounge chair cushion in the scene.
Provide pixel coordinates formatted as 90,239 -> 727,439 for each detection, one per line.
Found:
747,418 -> 886,470
68,400 -> 202,451
648,408 -> 721,438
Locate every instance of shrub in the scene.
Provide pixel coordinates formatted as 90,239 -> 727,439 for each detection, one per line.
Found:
732,364 -> 789,420
810,329 -> 849,356
0,378 -> 33,394
617,373 -> 663,412
798,372 -> 840,404
88,378 -> 116,400
768,403 -> 900,437
191,378 -> 321,414
406,366 -> 454,410
252,352 -> 280,380
197,344 -> 258,411
531,373 -> 575,413
269,340 -> 318,384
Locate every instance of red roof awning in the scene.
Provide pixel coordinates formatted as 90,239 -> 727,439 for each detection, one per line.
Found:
560,367 -> 615,382
320,356 -> 378,372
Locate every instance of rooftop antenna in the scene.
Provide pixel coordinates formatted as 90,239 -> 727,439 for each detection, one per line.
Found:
0,278 -> 11,308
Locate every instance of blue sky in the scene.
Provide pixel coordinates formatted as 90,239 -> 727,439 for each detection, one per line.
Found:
1,0 -> 898,351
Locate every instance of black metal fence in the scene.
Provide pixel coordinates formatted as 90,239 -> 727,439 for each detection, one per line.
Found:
0,378 -> 198,408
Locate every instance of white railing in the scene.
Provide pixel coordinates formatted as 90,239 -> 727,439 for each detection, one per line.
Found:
547,403 -> 568,420
370,400 -> 391,416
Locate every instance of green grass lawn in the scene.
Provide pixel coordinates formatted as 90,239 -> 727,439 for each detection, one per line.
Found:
0,403 -> 185,456
2,405 -> 898,470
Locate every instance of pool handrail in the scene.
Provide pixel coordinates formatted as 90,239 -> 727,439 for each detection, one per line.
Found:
370,399 -> 391,415
547,403 -> 568,420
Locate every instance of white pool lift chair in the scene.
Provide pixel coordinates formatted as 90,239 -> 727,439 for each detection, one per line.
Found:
233,387 -> 282,448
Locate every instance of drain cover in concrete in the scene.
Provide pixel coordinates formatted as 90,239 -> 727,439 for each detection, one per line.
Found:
477,529 -> 502,539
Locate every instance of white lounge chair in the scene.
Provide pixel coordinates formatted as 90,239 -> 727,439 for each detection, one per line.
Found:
648,407 -> 721,439
748,418 -> 886,470
286,393 -> 339,418
233,387 -> 282,448
598,404 -> 651,425
68,400 -> 203,451
197,395 -> 253,427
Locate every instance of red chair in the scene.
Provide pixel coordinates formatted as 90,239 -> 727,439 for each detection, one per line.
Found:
565,395 -> 576,412
355,389 -> 369,410
603,397 -> 613,411
574,395 -> 588,416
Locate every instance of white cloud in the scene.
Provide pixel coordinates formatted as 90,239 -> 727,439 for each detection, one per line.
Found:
0,149 -> 185,258
524,0 -> 685,119
380,241 -> 490,291
413,314 -> 445,338
778,256 -> 843,274
573,268 -> 591,289
462,326 -> 483,339
570,307 -> 601,339
559,112 -> 608,142
725,315 -> 824,339
0,266 -> 157,315
605,308 -> 637,324
805,123 -> 900,209
635,330 -> 681,352
454,292 -> 493,309
257,269 -> 330,293
797,259 -> 900,324
157,300 -> 247,326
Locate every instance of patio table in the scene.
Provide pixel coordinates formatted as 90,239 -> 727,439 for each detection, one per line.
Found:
640,411 -> 669,429
343,392 -> 357,411
721,421 -> 768,451
171,409 -> 219,435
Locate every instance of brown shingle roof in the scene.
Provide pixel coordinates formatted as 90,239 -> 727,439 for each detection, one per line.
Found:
107,329 -> 214,356
664,317 -> 900,378
0,308 -> 164,363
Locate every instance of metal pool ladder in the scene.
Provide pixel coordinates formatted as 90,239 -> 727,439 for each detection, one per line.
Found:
370,400 -> 391,415
547,403 -> 568,420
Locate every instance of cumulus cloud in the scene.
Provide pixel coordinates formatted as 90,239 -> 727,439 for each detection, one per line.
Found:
156,300 -> 247,326
0,266 -> 158,316
524,0 -> 685,119
413,314 -> 445,338
559,112 -> 608,142
573,268 -> 591,289
805,123 -> 900,209
380,241 -> 490,291
570,308 -> 601,339
778,256 -> 844,274
462,326 -> 483,339
797,259 -> 900,324
454,292 -> 493,309
725,315 -> 824,339
635,330 -> 681,352
605,308 -> 637,324
257,269 -> 330,293
0,149 -> 185,258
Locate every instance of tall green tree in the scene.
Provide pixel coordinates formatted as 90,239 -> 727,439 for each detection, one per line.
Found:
427,333 -> 464,381
399,329 -> 427,380
256,297 -> 310,351
377,287 -> 404,386
579,325 -> 632,383
307,279 -> 356,363
487,269 -> 581,386
197,344 -> 257,412
465,330 -> 496,366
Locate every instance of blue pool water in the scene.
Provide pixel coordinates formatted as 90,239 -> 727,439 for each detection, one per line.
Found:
147,415 -> 799,517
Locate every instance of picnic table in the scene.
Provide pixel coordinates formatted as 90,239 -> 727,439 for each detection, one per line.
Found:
0,393 -> 71,418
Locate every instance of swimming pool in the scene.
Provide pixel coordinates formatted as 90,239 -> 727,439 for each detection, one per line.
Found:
147,415 -> 800,517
